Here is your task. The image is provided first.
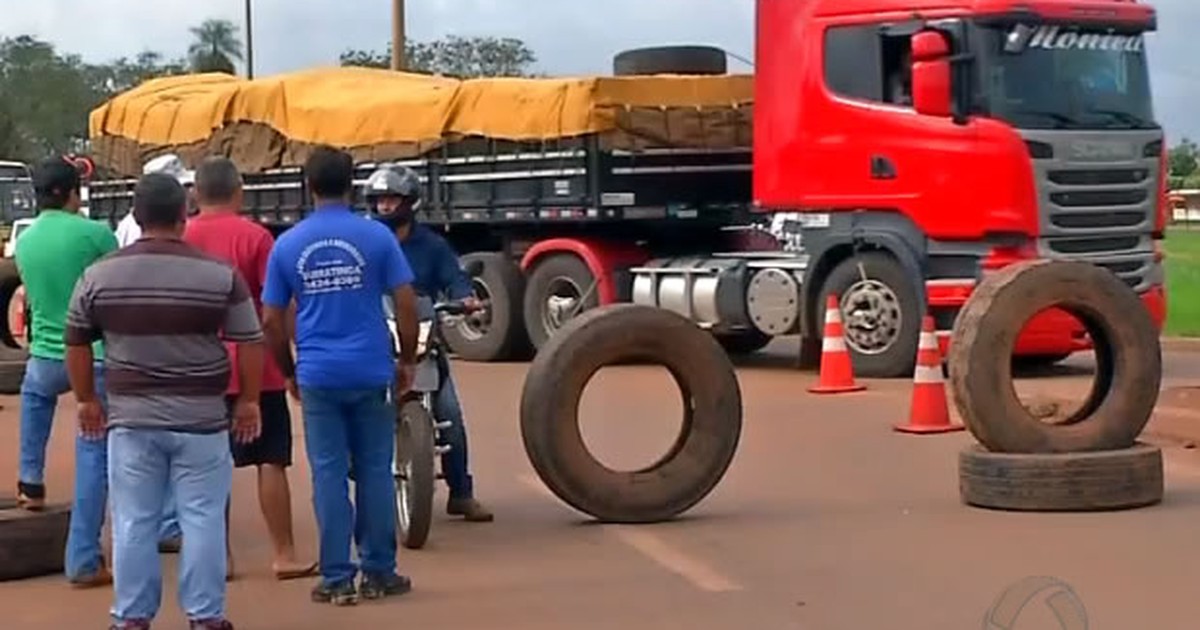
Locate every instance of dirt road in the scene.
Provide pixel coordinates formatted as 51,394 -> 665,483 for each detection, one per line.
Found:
2,340 -> 1199,629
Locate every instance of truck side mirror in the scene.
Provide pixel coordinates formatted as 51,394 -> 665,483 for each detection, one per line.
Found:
910,31 -> 951,118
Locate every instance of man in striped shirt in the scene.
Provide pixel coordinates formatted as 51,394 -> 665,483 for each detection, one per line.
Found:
65,173 -> 265,630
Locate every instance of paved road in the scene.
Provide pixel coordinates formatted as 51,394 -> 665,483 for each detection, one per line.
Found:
3,343 -> 1200,629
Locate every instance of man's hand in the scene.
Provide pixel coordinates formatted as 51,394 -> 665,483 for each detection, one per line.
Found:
396,362 -> 416,395
232,399 -> 263,445
462,296 -> 486,313
285,378 -> 301,401
78,401 -> 107,441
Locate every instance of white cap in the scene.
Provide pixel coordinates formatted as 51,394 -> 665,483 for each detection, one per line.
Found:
142,154 -> 195,186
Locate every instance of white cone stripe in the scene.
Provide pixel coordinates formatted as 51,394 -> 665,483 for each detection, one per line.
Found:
918,331 -> 938,350
823,336 -> 847,352
824,308 -> 842,324
913,365 -> 943,384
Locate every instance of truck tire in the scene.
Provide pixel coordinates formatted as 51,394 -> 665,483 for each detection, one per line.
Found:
0,347 -> 27,395
0,261 -> 21,350
0,497 -> 71,581
948,260 -> 1160,453
523,254 -> 600,353
442,253 -> 532,362
613,46 -> 728,76
520,304 -> 742,523
714,330 -> 773,356
959,443 -> 1163,512
817,252 -> 921,378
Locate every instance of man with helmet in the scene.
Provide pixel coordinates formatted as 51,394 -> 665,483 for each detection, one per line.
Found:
363,163 -> 493,523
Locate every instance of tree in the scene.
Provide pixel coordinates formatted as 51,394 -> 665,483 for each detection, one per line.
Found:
188,19 -> 243,75
341,35 -> 537,79
1169,138 -> 1198,179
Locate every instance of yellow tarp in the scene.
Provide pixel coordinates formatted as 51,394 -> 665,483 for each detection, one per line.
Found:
88,66 -> 754,149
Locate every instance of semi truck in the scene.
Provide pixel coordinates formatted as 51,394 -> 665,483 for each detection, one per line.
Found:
81,0 -> 1167,378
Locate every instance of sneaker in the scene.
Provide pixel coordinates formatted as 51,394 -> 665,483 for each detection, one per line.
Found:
446,498 -> 494,522
311,580 -> 358,606
109,619 -> 151,630
189,619 -> 233,630
17,481 -> 45,511
70,558 -> 113,589
359,573 -> 413,601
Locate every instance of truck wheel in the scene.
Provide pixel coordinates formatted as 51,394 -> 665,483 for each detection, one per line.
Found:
959,443 -> 1163,512
613,46 -> 728,76
0,347 -> 27,395
0,262 -> 21,350
949,260 -> 1160,453
0,498 -> 71,581
818,252 -> 920,378
442,253 -> 532,362
521,304 -> 742,523
523,254 -> 600,353
714,330 -> 773,356
4,285 -> 27,350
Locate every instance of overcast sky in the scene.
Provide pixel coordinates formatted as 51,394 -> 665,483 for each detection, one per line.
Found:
6,0 -> 1199,139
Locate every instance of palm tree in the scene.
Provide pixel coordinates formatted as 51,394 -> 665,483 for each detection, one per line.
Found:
188,19 -> 244,75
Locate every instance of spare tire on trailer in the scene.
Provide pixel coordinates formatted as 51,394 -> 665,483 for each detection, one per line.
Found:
0,498 -> 71,581
959,443 -> 1163,512
613,46 -> 728,76
520,304 -> 742,523
0,260 -> 22,350
948,260 -> 1161,453
442,253 -> 532,362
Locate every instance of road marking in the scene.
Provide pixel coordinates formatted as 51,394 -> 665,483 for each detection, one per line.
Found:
517,474 -> 744,593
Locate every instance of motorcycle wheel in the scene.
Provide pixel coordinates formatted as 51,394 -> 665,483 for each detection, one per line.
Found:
394,400 -> 436,550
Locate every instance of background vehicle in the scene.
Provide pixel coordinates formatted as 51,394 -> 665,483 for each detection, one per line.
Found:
84,0 -> 1167,378
386,291 -> 479,551
0,162 -> 34,351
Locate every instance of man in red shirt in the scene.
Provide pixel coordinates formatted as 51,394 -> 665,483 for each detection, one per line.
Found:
184,156 -> 316,581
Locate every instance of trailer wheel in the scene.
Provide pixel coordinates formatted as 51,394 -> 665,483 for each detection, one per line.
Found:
613,46 -> 728,76
523,254 -> 600,353
521,304 -> 742,523
0,347 -> 27,395
714,330 -> 773,356
948,260 -> 1160,453
959,443 -> 1163,512
0,497 -> 71,581
443,253 -> 532,362
0,262 -> 22,350
818,252 -> 921,378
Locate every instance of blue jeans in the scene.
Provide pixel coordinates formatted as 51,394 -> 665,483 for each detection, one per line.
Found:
433,358 -> 474,500
108,428 -> 233,624
18,356 -> 108,580
300,386 -> 397,586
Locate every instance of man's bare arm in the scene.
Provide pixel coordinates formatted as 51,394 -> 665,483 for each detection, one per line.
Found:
391,284 -> 419,365
263,305 -> 297,380
236,341 -> 265,403
65,343 -> 97,403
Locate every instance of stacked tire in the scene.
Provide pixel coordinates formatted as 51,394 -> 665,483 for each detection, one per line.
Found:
0,260 -> 27,395
948,261 -> 1164,512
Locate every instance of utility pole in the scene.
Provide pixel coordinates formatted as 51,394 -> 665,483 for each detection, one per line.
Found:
245,0 -> 255,78
391,0 -> 406,70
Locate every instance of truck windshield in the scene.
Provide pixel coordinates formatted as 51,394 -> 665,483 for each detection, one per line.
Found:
978,23 -> 1156,130
0,180 -> 36,221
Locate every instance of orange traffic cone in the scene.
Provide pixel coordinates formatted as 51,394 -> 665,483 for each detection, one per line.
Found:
895,315 -> 964,434
808,294 -> 866,394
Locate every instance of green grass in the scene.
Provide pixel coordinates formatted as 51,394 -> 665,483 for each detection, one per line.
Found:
1164,229 -> 1200,336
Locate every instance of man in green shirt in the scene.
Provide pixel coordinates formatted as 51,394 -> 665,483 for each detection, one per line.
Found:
15,158 -> 118,588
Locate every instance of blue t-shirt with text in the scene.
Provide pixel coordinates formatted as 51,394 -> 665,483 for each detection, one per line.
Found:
263,205 -> 415,389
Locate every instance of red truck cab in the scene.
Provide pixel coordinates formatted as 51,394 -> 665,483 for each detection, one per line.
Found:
752,0 -> 1166,367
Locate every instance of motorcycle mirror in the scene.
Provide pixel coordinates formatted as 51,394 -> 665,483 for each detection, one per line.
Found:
463,260 -> 485,277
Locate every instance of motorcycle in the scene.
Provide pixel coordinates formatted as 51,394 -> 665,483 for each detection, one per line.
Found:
384,262 -> 486,550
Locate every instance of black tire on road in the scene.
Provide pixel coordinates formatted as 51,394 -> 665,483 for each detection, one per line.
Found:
520,304 -> 742,523
395,400 -> 435,550
0,347 -> 28,395
959,443 -> 1163,512
523,254 -> 600,353
613,46 -> 728,76
714,330 -> 773,356
442,252 -> 532,362
948,260 -> 1161,453
818,252 -> 921,378
0,498 -> 71,581
0,261 -> 22,350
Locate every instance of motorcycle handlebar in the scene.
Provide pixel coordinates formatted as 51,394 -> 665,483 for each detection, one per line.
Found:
433,299 -> 488,317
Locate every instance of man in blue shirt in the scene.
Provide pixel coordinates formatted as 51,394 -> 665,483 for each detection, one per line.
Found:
363,165 -> 493,523
261,147 -> 419,607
